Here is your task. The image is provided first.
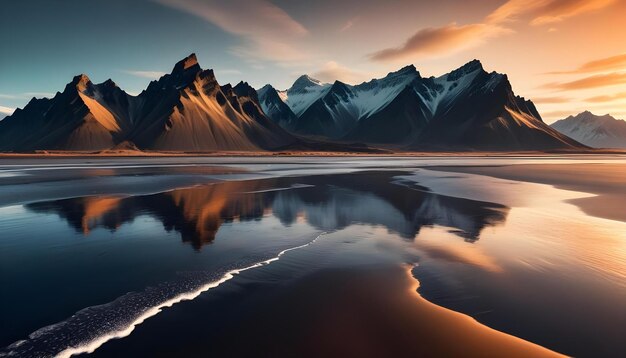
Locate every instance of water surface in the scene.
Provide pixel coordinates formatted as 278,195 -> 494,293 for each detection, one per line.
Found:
1,157 -> 625,357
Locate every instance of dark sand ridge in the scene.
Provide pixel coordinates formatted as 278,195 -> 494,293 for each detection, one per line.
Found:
428,163 -> 626,223
86,263 -> 562,358
0,148 -> 625,158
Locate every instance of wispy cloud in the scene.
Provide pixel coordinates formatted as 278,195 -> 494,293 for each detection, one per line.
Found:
370,23 -> 509,62
0,105 -> 15,116
487,0 -> 615,25
153,0 -> 308,62
340,17 -> 358,32
530,0 -> 616,25
312,61 -> 370,84
532,96 -> 571,103
229,37 -> 307,62
0,92 -> 54,100
216,69 -> 242,75
542,109 -> 581,119
0,94 -> 20,100
23,92 -> 54,98
585,91 -> 626,103
121,70 -> 167,79
370,0 -> 614,63
543,72 -> 626,90
546,53 -> 626,74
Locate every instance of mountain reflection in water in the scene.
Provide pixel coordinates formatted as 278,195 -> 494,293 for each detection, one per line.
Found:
27,171 -> 509,249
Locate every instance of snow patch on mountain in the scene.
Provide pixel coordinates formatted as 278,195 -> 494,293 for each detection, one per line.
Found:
551,111 -> 626,148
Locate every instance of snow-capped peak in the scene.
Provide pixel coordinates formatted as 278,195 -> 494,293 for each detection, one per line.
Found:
289,74 -> 324,93
387,64 -> 419,77
283,75 -> 331,116
551,111 -> 626,148
446,59 -> 483,81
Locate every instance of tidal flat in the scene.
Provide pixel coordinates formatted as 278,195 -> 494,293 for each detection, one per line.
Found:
1,156 -> 624,358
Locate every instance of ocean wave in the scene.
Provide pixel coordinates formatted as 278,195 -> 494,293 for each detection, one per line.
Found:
0,233 -> 326,358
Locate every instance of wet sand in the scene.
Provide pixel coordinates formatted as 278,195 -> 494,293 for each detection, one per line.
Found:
430,163 -> 626,223
3,158 -> 624,357
86,263 -> 561,358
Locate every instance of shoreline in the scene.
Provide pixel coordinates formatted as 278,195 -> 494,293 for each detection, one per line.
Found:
428,163 -> 626,223
0,149 -> 625,158
84,257 -> 564,358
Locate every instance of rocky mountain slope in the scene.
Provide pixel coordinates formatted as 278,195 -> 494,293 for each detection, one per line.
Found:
0,54 -> 295,152
258,60 -> 584,151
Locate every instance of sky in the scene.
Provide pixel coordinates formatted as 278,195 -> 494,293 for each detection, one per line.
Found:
1,0 -> 625,123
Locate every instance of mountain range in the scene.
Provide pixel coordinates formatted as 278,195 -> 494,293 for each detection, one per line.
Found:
258,60 -> 583,151
0,54 -> 295,152
0,54 -> 586,152
550,111 -> 626,149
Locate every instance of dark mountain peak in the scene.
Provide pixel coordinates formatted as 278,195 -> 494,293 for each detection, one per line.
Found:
388,64 -> 419,77
164,54 -> 203,88
172,53 -> 200,74
64,74 -> 92,93
71,74 -> 91,86
257,84 -> 285,106
234,81 -> 254,92
97,78 -> 119,91
446,59 -> 484,81
290,74 -> 323,92
144,55 -> 208,93
73,73 -> 91,83
461,59 -> 483,72
220,83 -> 233,94
328,80 -> 352,94
257,84 -> 276,97
198,68 -> 215,80
322,80 -> 354,104
233,81 -> 258,101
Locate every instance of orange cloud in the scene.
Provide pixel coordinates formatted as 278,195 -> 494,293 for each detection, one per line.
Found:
532,96 -> 571,103
488,0 -> 616,25
541,109 -> 581,119
0,105 -> 15,116
486,0 -> 548,24
121,70 -> 166,79
547,53 -> 626,74
371,0 -> 615,63
369,23 -> 508,62
585,92 -> 626,103
543,72 -> 626,90
312,61 -> 369,84
530,0 -> 616,25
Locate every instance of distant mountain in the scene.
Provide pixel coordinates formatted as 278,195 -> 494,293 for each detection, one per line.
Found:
0,54 -> 296,152
259,60 -> 584,151
550,111 -> 626,149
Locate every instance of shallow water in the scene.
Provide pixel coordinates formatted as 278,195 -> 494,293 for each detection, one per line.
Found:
1,157 -> 625,357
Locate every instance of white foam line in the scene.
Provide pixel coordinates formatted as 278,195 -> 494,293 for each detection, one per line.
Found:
55,232 -> 327,358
